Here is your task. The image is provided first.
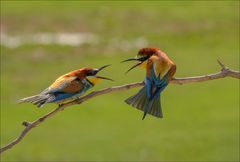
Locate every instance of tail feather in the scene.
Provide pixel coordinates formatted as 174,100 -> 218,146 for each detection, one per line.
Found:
18,95 -> 51,108
18,95 -> 38,103
136,94 -> 146,110
150,94 -> 161,117
36,101 -> 47,108
125,86 -> 163,120
32,98 -> 48,107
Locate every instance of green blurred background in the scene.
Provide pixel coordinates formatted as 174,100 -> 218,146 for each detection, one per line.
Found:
0,1 -> 239,161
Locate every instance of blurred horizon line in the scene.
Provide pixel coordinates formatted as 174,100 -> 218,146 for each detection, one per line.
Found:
0,32 -> 148,51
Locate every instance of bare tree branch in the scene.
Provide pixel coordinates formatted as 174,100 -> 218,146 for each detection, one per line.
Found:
0,60 -> 239,154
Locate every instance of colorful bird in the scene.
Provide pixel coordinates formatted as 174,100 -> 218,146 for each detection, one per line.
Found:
122,48 -> 176,120
18,65 -> 113,108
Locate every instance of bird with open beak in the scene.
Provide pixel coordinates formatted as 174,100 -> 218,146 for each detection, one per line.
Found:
122,48 -> 176,120
18,65 -> 113,108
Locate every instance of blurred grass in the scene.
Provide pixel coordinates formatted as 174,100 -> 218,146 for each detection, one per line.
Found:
0,1 -> 239,161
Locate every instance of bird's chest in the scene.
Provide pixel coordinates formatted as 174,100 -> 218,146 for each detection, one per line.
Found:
152,59 -> 171,79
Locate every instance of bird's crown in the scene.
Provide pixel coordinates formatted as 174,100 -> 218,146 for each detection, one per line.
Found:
80,68 -> 97,76
137,47 -> 160,57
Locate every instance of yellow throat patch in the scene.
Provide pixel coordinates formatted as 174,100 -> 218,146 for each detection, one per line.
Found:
87,77 -> 100,85
139,60 -> 147,68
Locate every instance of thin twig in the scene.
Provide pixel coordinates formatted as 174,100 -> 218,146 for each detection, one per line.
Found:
0,60 -> 239,154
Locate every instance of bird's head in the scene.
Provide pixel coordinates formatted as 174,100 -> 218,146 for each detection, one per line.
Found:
121,47 -> 159,74
84,65 -> 113,85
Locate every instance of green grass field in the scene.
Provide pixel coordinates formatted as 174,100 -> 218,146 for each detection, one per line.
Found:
1,1 -> 239,161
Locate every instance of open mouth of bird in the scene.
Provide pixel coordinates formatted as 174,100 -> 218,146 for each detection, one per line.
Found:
121,56 -> 148,73
95,64 -> 113,81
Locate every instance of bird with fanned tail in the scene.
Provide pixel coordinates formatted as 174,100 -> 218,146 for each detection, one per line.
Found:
18,65 -> 112,108
122,48 -> 176,120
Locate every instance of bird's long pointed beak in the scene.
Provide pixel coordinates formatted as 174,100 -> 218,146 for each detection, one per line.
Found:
125,62 -> 143,74
121,58 -> 139,63
95,64 -> 113,81
121,57 -> 145,74
97,64 -> 111,72
95,76 -> 113,81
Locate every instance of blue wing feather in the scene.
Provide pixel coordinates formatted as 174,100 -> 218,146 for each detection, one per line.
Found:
53,92 -> 76,102
145,68 -> 168,100
145,77 -> 152,99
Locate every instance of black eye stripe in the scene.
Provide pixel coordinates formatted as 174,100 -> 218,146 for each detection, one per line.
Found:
138,56 -> 148,62
87,70 -> 98,76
